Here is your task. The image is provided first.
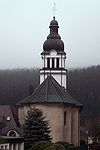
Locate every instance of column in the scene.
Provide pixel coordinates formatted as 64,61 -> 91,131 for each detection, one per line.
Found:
20,142 -> 24,150
62,57 -> 64,68
15,144 -> 18,150
54,58 -> 56,68
50,58 -> 52,68
45,57 -> 47,68
64,59 -> 65,68
11,144 -> 14,150
59,57 -> 61,68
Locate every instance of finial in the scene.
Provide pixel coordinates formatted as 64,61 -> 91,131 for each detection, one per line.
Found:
53,16 -> 55,20
52,2 -> 56,18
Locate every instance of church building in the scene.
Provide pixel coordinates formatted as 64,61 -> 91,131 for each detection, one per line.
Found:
18,16 -> 82,146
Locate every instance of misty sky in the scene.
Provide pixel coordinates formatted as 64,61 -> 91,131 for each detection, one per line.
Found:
0,0 -> 100,69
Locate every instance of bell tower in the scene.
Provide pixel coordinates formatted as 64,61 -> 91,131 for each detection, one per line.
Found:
40,17 -> 67,89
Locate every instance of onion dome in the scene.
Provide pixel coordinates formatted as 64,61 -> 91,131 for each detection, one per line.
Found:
43,17 -> 64,51
50,17 -> 58,26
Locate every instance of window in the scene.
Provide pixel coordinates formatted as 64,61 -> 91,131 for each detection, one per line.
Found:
7,116 -> 11,121
1,146 -> 4,149
47,58 -> 50,68
64,111 -> 67,126
52,58 -> 54,68
9,131 -> 16,137
56,58 -> 59,68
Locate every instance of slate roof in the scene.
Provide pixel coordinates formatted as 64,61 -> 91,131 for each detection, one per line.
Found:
18,75 -> 82,107
0,105 -> 21,136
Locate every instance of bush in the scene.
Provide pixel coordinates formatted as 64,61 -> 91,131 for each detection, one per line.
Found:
56,141 -> 75,150
30,141 -> 53,150
44,143 -> 65,150
56,141 -> 69,147
30,141 -> 78,150
80,140 -> 86,145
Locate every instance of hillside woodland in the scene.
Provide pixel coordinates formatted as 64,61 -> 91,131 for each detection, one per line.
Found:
0,65 -> 100,135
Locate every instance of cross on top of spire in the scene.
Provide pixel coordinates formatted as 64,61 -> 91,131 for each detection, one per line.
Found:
52,3 -> 56,17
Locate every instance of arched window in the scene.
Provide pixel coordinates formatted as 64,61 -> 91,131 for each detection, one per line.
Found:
47,58 -> 50,68
56,58 -> 59,68
52,58 -> 54,68
64,111 -> 67,126
9,131 -> 16,137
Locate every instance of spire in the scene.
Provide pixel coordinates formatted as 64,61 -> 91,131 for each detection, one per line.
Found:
53,16 -> 55,20
52,3 -> 56,18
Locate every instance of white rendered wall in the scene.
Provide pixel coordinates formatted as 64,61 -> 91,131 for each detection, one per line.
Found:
40,50 -> 67,89
18,104 -> 80,145
40,70 -> 67,89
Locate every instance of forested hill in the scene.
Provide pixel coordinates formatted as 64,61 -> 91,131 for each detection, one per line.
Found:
68,65 -> 100,121
0,65 -> 100,124
0,68 -> 40,105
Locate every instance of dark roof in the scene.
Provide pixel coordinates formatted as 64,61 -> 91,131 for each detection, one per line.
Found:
50,17 -> 58,26
43,17 -> 64,52
17,75 -> 82,107
0,105 -> 20,136
3,126 -> 23,137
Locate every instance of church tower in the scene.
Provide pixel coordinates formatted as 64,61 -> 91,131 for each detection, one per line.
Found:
18,16 -> 82,146
40,17 -> 67,89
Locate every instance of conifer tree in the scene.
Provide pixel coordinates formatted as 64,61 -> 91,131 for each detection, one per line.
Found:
23,108 -> 51,149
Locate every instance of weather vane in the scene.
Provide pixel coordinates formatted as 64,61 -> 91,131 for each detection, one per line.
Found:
52,2 -> 57,17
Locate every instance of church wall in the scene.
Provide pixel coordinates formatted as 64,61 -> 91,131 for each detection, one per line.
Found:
18,106 -> 25,126
18,104 -> 80,145
18,103 -> 75,143
23,103 -> 64,142
63,107 -> 71,143
71,107 -> 80,146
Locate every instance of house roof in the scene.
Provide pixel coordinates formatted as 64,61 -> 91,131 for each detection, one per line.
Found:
0,105 -> 21,136
17,75 -> 82,107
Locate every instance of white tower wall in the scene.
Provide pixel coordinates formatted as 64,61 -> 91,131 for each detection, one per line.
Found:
40,50 -> 67,89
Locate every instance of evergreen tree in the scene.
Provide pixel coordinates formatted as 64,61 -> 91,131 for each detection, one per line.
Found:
23,108 -> 51,149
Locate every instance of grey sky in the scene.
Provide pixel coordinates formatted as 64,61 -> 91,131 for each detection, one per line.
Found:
0,0 -> 100,69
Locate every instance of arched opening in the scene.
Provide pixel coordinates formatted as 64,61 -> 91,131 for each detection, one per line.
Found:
47,58 -> 50,68
64,111 -> 67,126
56,58 -> 59,68
9,131 -> 16,137
52,58 -> 54,68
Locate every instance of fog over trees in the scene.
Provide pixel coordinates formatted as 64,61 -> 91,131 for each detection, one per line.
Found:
0,68 -> 39,105
0,65 -> 100,132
